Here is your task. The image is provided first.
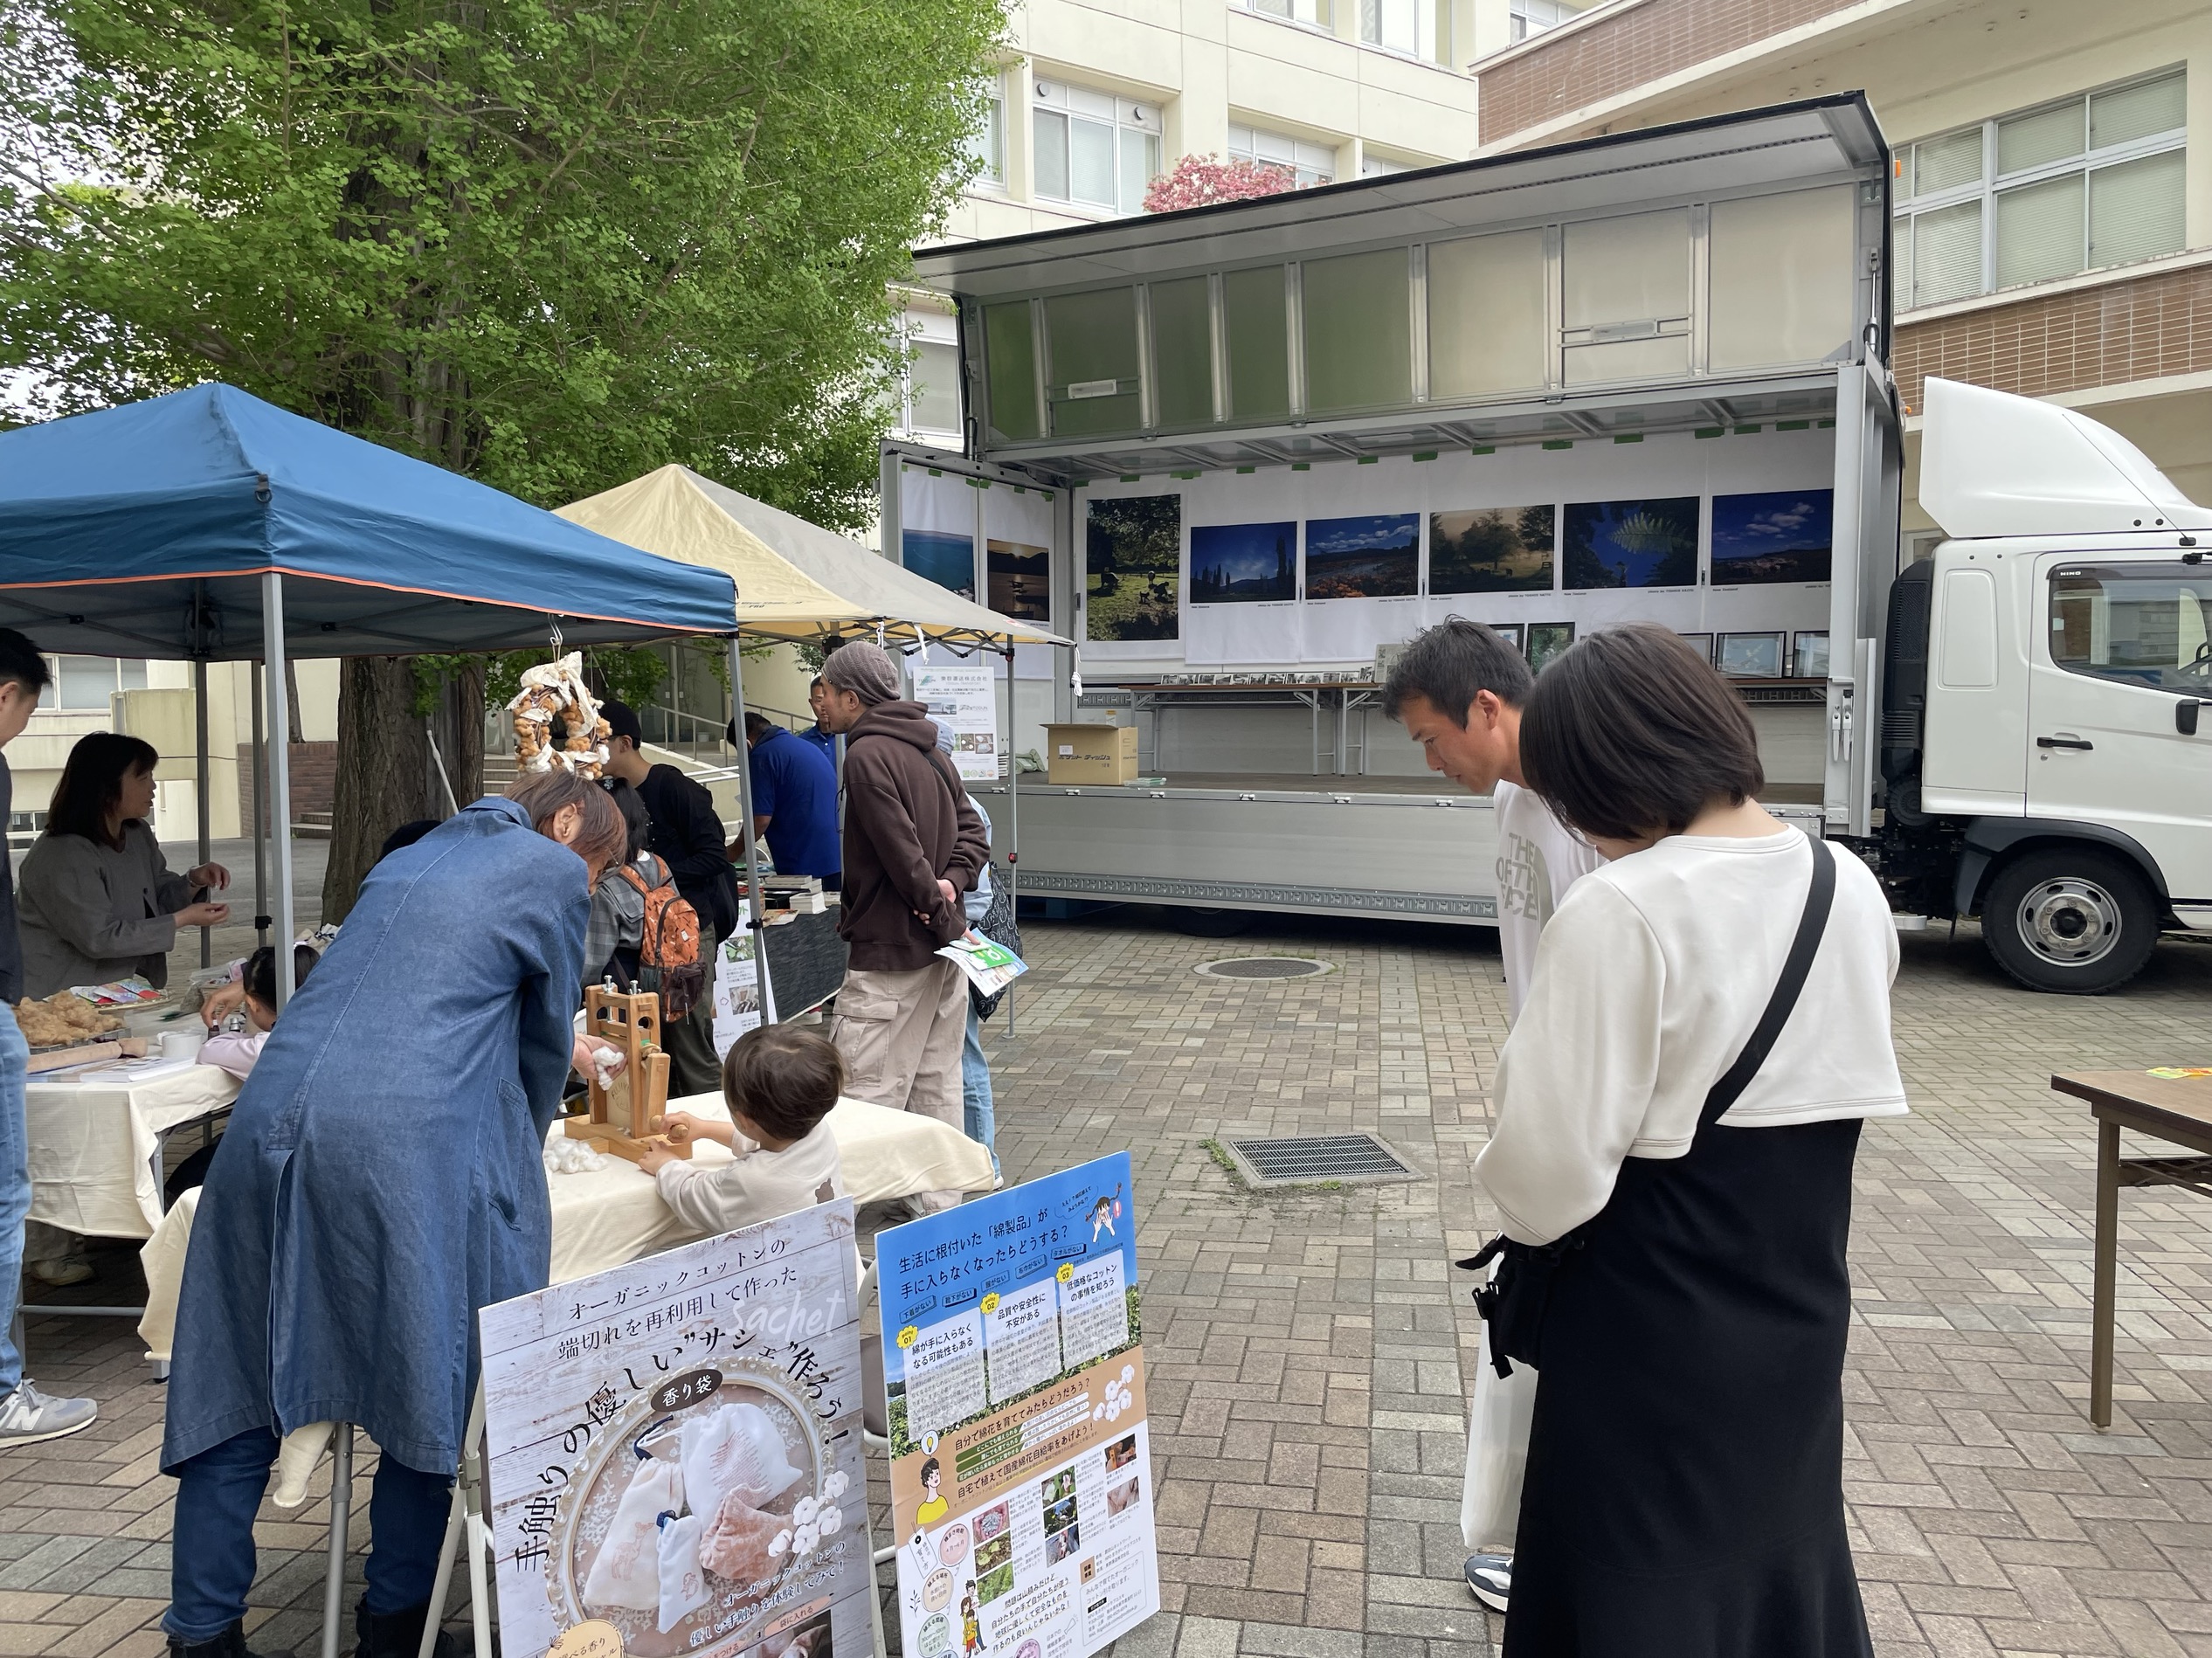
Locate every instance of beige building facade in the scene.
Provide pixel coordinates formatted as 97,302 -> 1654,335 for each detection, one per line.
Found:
1464,0 -> 2212,541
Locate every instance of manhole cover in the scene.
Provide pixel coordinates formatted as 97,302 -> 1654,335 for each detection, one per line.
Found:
1223,1133 -> 1420,1189
1193,956 -> 1335,980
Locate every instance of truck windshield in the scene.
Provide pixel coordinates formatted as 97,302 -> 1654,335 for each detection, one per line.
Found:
2050,561 -> 2212,692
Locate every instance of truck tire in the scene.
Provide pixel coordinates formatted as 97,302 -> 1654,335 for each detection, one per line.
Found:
1981,847 -> 2159,994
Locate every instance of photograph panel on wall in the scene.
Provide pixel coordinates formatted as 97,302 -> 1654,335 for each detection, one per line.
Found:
1794,631 -> 1831,679
1526,622 -> 1576,673
1710,489 -> 1835,585
1718,631 -> 1786,678
988,539 -> 1050,624
1677,632 -> 1715,665
1562,497 -> 1700,590
902,529 -> 976,601
1190,522 -> 1298,604
1305,514 -> 1420,599
1429,505 -> 1555,595
1086,495 -> 1182,642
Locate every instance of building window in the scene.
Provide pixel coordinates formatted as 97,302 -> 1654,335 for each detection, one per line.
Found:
1897,68 -> 2186,310
44,654 -> 148,712
1509,0 -> 1574,43
1361,153 -> 1411,177
1238,0 -> 1332,28
1033,81 -> 1162,215
1363,0 -> 1450,63
1229,123 -> 1336,188
903,335 -> 963,438
968,73 -> 1006,186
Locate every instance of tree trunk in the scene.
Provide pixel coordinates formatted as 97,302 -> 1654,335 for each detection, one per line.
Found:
285,659 -> 305,745
321,656 -> 485,922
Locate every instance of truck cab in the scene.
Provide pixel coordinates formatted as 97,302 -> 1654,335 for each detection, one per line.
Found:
1879,377 -> 2212,991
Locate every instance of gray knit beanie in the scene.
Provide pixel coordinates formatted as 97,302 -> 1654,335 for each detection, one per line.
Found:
820,639 -> 902,707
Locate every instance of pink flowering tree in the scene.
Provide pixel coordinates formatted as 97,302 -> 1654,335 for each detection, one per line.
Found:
1143,154 -> 1299,213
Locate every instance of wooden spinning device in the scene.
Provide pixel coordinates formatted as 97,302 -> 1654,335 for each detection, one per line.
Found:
563,986 -> 685,1162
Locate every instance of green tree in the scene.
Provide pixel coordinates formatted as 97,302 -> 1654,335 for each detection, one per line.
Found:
1,0 -> 1001,913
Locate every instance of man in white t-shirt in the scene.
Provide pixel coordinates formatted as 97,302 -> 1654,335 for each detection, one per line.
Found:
1381,617 -> 1604,1614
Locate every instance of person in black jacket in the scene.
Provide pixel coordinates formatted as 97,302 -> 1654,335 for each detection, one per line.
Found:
601,701 -> 739,1095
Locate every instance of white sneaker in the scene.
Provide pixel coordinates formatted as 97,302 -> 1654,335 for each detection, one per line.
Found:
31,1257 -> 94,1287
0,1380 -> 99,1447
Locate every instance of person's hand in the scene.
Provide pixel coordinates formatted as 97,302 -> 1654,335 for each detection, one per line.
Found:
177,902 -> 229,929
571,1037 -> 626,1081
637,1140 -> 677,1175
937,879 -> 958,908
200,981 -> 247,1031
187,862 -> 232,891
657,1109 -> 705,1146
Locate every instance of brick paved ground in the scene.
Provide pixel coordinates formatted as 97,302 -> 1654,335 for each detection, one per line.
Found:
5,908 -> 2211,1657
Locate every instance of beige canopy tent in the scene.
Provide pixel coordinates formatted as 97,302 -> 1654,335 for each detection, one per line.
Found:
560,463 -> 1063,1024
559,463 -> 1068,648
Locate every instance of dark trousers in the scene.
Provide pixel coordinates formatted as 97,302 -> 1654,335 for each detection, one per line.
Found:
165,1427 -> 453,1642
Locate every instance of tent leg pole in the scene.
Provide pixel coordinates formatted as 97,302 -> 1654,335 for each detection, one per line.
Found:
251,667 -> 269,951
727,637 -> 767,1008
1004,641 -> 1017,1038
194,660 -> 211,969
262,574 -> 296,1004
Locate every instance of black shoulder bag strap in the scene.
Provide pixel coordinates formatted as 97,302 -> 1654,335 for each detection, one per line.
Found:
1462,832 -> 1838,1375
1695,832 -> 1836,1130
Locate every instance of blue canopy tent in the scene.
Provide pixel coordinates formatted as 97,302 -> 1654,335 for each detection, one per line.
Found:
0,383 -> 739,996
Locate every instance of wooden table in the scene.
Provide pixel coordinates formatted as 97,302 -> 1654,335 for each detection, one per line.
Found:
2050,1069 -> 2212,1427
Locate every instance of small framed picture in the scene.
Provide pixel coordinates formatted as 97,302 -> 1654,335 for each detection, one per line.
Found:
1526,622 -> 1577,672
1717,631 -> 1786,678
1484,620 -> 1525,653
1677,632 -> 1714,665
1794,631 -> 1831,679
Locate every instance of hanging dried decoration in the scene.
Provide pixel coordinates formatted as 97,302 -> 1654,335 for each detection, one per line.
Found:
508,651 -> 612,777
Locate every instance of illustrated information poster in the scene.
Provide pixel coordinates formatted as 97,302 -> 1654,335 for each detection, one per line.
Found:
710,931 -> 774,1060
481,1200 -> 870,1658
879,1152 -> 1158,1658
912,664 -> 1001,783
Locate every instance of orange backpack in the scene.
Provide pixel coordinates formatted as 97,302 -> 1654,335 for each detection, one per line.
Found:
619,856 -> 706,1019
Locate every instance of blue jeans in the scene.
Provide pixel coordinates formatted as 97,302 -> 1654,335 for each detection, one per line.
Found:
0,1005 -> 28,1399
962,1004 -> 998,1178
166,1427 -> 454,1641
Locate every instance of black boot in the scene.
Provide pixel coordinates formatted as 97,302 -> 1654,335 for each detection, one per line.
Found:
353,1599 -> 463,1658
165,1621 -> 280,1658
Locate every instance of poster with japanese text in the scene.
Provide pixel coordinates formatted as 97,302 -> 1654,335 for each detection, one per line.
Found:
911,664 -> 1001,782
710,930 -> 775,1060
480,1199 -> 870,1658
878,1153 -> 1158,1658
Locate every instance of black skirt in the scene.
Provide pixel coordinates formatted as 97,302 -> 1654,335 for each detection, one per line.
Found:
1503,1116 -> 1874,1658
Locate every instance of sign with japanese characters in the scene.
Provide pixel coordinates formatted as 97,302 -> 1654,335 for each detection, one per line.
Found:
911,663 -> 1001,782
878,1153 -> 1158,1658
480,1199 -> 870,1658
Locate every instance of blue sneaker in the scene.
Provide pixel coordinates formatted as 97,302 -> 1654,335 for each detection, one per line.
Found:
1463,1551 -> 1511,1613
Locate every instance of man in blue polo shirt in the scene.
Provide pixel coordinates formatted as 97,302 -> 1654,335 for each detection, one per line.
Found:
729,712 -> 842,889
796,676 -> 838,764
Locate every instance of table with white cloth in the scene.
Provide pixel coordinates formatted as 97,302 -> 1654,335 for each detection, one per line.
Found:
26,1058 -> 241,1240
137,1088 -> 997,1364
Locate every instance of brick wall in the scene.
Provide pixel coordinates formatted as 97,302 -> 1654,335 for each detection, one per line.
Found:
236,741 -> 337,831
1477,0 -> 1860,146
1891,263 -> 2212,413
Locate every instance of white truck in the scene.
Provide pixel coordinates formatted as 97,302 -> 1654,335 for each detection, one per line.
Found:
892,94 -> 2211,992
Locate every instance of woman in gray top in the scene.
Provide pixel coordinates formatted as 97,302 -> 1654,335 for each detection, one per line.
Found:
19,733 -> 231,998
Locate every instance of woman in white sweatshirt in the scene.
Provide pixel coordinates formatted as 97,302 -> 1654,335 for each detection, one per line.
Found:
1475,625 -> 1904,1657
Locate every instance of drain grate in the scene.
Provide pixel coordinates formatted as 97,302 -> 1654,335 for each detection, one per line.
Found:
1193,956 -> 1335,980
1224,1133 -> 1420,1188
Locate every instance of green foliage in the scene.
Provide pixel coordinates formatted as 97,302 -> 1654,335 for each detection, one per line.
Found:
0,0 -> 1006,533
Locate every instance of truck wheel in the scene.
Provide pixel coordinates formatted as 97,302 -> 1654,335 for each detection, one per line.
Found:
1981,848 -> 2159,994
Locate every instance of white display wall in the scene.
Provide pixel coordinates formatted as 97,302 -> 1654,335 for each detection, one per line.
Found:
1075,425 -> 1840,673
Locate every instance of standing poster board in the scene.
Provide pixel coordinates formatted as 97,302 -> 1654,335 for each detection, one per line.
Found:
878,1153 -> 1158,1657
480,1200 -> 872,1658
912,663 -> 1001,782
710,930 -> 776,1060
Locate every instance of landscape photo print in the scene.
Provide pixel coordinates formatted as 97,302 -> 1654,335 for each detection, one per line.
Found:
1086,495 -> 1182,641
1428,505 -> 1555,595
1189,522 -> 1297,604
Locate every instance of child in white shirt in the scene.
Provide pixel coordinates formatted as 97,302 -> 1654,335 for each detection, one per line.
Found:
639,1024 -> 846,1233
197,943 -> 321,1081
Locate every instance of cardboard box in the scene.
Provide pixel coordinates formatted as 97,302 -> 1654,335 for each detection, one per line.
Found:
1045,722 -> 1140,785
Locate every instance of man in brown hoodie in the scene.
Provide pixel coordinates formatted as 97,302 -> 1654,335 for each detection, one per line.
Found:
817,641 -> 988,1206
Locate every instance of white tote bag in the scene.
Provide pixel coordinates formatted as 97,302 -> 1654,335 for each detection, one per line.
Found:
1460,1320 -> 1537,1551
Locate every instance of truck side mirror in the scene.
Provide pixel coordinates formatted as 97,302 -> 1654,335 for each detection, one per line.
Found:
2180,698 -> 2201,736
